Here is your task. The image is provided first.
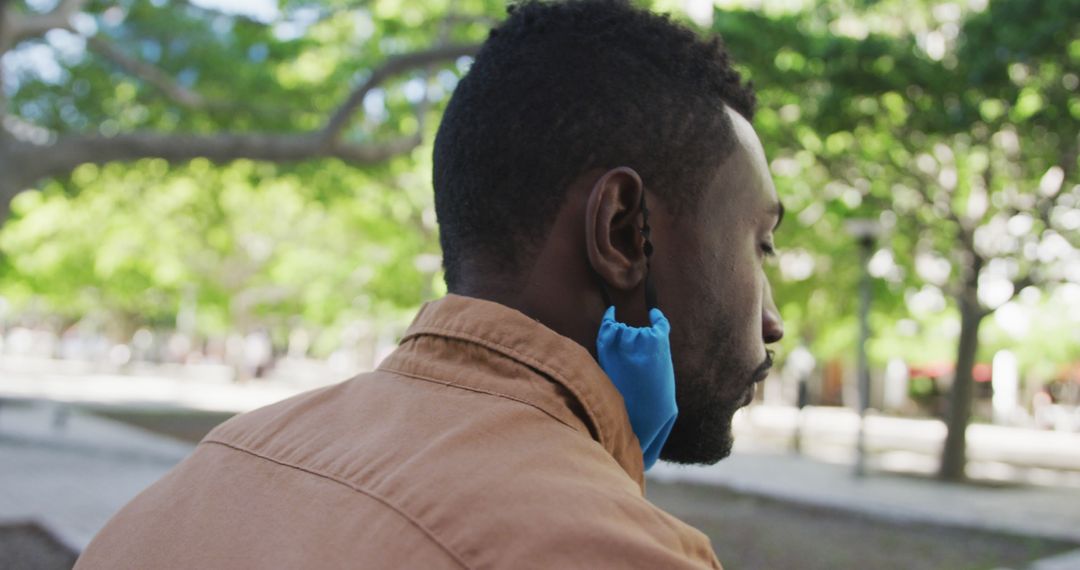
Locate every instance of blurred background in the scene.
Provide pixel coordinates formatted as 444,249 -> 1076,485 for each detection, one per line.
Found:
0,0 -> 1078,568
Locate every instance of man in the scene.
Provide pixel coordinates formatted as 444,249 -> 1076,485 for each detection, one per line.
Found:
76,0 -> 783,568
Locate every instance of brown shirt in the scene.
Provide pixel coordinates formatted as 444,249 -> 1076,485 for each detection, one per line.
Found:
76,295 -> 722,569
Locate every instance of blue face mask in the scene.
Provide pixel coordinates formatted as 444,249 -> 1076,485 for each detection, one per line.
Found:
597,305 -> 678,470
594,190 -> 677,471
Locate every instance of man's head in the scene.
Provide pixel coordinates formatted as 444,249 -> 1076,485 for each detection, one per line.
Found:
433,0 -> 783,465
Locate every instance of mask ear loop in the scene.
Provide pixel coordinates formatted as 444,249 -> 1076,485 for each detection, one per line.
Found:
597,276 -> 614,308
640,192 -> 658,310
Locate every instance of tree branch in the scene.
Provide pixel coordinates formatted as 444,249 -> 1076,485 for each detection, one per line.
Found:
0,0 -> 86,53
86,36 -> 208,109
8,131 -> 421,187
443,13 -> 500,27
0,2 -> 8,125
85,36 -> 299,120
1058,134 -> 1079,184
990,268 -> 1068,318
907,160 -> 982,270
2,113 -> 53,144
0,34 -> 476,221
1033,135 -> 1079,246
321,42 -> 479,142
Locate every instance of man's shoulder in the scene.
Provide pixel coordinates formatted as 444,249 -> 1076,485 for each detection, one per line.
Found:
201,366 -> 588,476
204,372 -> 716,567
198,367 -> 627,502
198,423 -> 717,569
436,463 -> 722,569
81,369 -> 720,568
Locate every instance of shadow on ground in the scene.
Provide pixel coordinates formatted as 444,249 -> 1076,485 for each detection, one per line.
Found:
646,481 -> 1078,570
86,406 -> 235,443
0,523 -> 78,570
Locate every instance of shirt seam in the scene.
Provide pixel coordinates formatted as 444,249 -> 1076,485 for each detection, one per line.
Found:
398,325 -> 610,446
379,365 -> 585,436
200,439 -> 473,570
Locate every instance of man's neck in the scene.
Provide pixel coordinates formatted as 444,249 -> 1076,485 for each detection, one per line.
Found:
448,284 -> 601,361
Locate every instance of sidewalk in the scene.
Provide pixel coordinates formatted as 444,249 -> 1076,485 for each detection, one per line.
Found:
2,399 -> 1079,562
649,454 -> 1080,543
0,402 -> 193,552
0,362 -> 313,413
651,406 -> 1080,546
6,365 -> 1080,479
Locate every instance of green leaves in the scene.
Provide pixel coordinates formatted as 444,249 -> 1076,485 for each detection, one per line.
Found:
1,154 -> 445,335
716,0 -> 1079,365
0,0 -> 498,337
1,0 -> 1076,368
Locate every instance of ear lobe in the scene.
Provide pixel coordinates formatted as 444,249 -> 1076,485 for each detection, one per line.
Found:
585,167 -> 649,291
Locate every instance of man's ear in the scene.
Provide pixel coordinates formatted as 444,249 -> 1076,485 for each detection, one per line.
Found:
585,167 -> 649,292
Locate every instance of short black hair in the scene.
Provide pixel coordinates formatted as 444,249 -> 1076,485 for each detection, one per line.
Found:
433,0 -> 755,291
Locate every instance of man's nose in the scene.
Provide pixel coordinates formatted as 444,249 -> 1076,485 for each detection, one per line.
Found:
762,281 -> 784,344
762,305 -> 784,344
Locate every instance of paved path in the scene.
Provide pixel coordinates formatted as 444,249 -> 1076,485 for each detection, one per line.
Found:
3,399 -> 1079,567
0,402 -> 192,552
6,366 -> 1080,477
649,453 -> 1080,543
735,405 -> 1080,479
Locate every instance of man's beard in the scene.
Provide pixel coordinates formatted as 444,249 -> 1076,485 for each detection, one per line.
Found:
659,336 -> 773,465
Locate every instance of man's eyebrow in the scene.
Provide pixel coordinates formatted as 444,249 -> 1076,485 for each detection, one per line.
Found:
771,201 -> 785,231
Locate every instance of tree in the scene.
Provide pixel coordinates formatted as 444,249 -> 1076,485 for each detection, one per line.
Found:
0,0 -> 502,338
714,0 -> 1079,480
3,0 -> 1077,468
0,0 -> 486,222
0,157 -> 442,340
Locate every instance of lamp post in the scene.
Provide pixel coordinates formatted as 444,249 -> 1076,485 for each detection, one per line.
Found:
845,218 -> 881,478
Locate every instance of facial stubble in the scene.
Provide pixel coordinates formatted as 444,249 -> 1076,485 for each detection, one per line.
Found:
659,322 -> 772,465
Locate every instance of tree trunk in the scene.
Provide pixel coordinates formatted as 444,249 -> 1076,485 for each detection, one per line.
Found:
0,154 -> 15,223
939,296 -> 985,481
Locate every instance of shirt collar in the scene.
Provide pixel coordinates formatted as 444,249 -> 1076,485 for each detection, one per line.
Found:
390,294 -> 644,487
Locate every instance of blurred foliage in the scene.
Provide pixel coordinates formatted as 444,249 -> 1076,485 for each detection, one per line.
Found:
716,0 -> 1080,375
0,0 -> 493,343
0,0 -> 1077,377
1,155 -> 440,335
